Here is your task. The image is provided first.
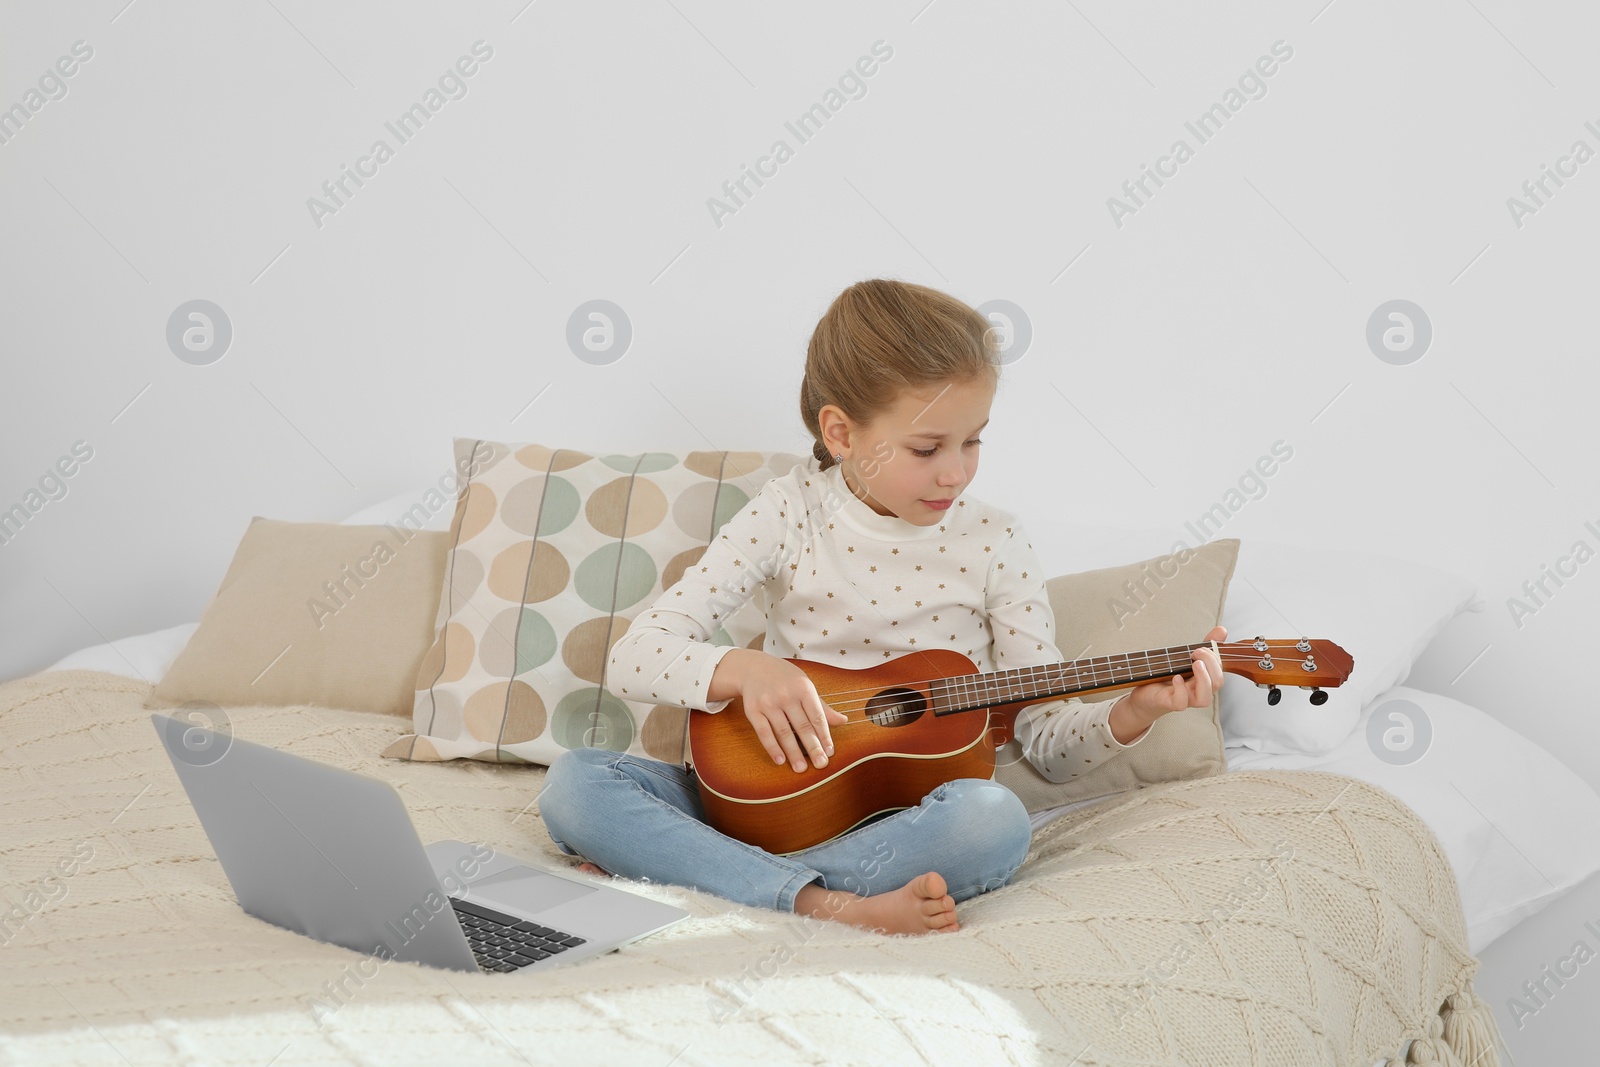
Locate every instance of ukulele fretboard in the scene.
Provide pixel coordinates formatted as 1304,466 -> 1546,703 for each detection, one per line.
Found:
928,643 -> 1207,715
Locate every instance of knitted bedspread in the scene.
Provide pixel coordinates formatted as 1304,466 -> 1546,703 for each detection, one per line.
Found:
0,670 -> 1501,1067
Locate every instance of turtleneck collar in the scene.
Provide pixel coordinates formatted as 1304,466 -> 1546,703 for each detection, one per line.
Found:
822,461 -> 945,541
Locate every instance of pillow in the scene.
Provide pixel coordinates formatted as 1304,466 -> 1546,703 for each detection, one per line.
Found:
339,486 -> 456,532
146,518 -> 450,718
44,486 -> 459,688
994,538 -> 1239,812
382,440 -> 803,766
48,622 -> 198,682
1219,539 -> 1481,754
1225,684 -> 1600,955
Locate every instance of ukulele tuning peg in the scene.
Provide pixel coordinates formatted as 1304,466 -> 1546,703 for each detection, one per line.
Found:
1296,638 -> 1312,653
1266,685 -> 1282,706
1307,687 -> 1328,706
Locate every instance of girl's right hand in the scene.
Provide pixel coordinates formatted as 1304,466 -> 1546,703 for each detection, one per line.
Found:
737,655 -> 848,773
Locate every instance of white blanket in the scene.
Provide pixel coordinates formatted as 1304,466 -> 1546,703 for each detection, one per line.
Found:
0,670 -> 1499,1066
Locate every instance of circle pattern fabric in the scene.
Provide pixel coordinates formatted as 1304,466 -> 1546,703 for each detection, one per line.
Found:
385,440 -> 801,766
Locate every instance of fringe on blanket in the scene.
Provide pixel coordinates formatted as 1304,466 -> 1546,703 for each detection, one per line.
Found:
1403,979 -> 1505,1066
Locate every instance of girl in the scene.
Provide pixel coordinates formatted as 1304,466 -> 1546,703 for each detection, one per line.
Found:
539,279 -> 1224,935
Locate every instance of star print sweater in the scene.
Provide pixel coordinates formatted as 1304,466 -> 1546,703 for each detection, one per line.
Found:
605,459 -> 1147,783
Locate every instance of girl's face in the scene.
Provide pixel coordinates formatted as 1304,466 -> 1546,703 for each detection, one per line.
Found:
828,375 -> 995,525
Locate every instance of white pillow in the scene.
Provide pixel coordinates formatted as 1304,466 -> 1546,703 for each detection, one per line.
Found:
338,487 -> 453,531
1225,684 -> 1600,955
46,622 -> 199,682
1219,539 -> 1481,754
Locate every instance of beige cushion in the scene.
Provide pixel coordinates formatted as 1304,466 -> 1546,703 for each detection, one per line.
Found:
996,538 -> 1240,812
383,441 -> 800,766
146,517 -> 449,718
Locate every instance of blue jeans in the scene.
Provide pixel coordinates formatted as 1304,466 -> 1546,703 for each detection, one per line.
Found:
538,748 -> 1033,914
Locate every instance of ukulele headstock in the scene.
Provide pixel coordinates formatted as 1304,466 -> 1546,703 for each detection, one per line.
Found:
1220,637 -> 1354,706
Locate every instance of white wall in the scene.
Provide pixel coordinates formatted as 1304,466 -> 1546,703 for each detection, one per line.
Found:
3,0 -> 1596,793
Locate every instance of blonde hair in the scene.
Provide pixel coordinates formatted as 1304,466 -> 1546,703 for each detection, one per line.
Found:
801,279 -> 1000,470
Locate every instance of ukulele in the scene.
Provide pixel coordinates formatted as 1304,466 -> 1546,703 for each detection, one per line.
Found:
688,637 -> 1354,854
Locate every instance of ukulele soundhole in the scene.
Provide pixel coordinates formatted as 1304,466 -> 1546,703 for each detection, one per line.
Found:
864,687 -> 926,728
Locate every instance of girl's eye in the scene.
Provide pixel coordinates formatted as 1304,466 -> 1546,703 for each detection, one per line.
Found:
910,439 -> 982,458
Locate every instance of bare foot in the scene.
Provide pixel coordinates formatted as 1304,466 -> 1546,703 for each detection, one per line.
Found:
575,861 -> 611,877
794,871 -> 958,935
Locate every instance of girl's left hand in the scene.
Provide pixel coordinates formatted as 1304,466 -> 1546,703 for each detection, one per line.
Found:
1122,624 -> 1226,722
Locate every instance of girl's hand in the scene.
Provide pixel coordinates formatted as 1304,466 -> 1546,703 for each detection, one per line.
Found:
1122,625 -> 1227,725
737,654 -> 849,773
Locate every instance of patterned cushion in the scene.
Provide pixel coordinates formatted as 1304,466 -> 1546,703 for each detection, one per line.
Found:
383,440 -> 802,766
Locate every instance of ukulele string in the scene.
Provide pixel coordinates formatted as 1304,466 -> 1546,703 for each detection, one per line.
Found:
801,642 -> 1310,730
790,642 -> 1290,707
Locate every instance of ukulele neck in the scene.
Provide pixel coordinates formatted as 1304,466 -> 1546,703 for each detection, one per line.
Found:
935,643 -> 1208,726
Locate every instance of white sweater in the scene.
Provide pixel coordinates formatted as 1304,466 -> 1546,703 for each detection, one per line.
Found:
605,460 -> 1146,781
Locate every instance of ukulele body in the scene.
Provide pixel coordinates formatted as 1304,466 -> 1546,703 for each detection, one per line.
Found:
688,649 -> 996,855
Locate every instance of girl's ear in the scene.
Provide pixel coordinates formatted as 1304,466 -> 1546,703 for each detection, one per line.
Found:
817,403 -> 851,455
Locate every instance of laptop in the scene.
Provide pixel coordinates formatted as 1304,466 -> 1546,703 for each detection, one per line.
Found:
151,712 -> 688,973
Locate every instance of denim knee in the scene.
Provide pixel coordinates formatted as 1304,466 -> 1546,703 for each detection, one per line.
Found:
939,778 -> 1032,873
538,747 -> 615,845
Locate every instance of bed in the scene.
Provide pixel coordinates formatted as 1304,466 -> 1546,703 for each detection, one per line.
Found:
7,452 -> 1593,1066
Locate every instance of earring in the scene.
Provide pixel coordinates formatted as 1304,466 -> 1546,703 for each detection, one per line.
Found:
833,453 -> 842,464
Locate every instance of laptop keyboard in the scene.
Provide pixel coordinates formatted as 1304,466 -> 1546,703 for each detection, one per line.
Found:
450,896 -> 587,972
